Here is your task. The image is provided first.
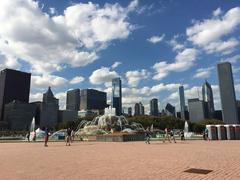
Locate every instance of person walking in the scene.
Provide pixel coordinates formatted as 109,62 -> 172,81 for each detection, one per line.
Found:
71,129 -> 75,143
204,127 -> 209,141
180,130 -> 185,141
145,127 -> 151,144
44,128 -> 49,147
66,128 -> 71,146
163,128 -> 171,143
170,129 -> 176,143
26,131 -> 30,142
33,130 -> 36,142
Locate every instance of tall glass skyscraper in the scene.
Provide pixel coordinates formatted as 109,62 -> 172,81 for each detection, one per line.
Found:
179,86 -> 186,120
112,77 -> 122,116
217,62 -> 239,124
202,81 -> 215,118
150,98 -> 159,116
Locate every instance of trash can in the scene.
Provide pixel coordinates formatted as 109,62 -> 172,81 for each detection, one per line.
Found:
216,125 -> 227,140
206,125 -> 218,140
233,125 -> 240,140
224,125 -> 235,140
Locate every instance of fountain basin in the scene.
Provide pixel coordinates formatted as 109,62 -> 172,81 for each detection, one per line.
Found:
96,132 -> 145,142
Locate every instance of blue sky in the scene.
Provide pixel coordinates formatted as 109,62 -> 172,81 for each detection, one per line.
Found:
0,0 -> 240,113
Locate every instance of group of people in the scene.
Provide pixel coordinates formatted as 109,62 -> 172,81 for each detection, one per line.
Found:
26,127 -> 75,147
145,127 -> 186,144
44,128 -> 75,147
162,128 -> 176,143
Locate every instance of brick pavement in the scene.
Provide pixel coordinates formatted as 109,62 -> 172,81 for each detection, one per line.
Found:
0,140 -> 240,180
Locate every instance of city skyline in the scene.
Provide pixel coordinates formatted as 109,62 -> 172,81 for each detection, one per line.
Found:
0,1 -> 240,113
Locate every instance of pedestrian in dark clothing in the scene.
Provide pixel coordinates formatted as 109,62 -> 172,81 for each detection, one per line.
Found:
44,128 -> 49,147
180,130 -> 185,141
145,127 -> 151,144
26,131 -> 30,142
66,128 -> 71,146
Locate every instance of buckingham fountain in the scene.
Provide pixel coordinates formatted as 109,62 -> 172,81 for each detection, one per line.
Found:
74,107 -> 145,141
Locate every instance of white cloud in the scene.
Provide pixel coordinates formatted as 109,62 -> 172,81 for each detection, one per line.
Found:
0,0 -> 137,74
168,36 -> 185,51
147,34 -> 165,44
127,0 -> 139,12
125,69 -> 150,87
89,67 -> 119,85
69,76 -> 85,84
111,61 -> 122,69
193,66 -> 214,79
205,38 -> 239,55
55,92 -> 66,110
31,75 -> 68,89
187,7 -> 240,54
150,83 -> 183,94
153,48 -> 198,80
29,92 -> 43,102
235,84 -> 240,94
0,54 -> 21,69
220,55 -> 240,64
213,7 -> 223,17
0,54 -> 21,70
49,7 -> 57,15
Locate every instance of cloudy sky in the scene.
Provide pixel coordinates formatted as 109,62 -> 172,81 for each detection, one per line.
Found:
0,0 -> 240,113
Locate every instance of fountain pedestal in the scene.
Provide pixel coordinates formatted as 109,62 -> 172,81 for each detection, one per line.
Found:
97,132 -> 145,142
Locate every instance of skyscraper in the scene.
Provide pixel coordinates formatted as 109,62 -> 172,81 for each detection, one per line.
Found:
112,77 -> 122,116
66,89 -> 80,111
80,89 -> 107,112
202,81 -> 214,118
40,87 -> 59,128
0,69 -> 31,121
179,86 -> 186,120
150,98 -> 159,116
134,103 -> 140,116
165,103 -> 176,117
188,98 -> 207,122
217,62 -> 239,124
128,107 -> 132,116
139,102 -> 145,115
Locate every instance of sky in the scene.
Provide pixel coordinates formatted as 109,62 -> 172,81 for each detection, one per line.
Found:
0,0 -> 240,113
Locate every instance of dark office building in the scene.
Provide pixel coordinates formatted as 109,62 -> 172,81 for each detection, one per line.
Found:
66,89 -> 80,111
236,100 -> 240,123
3,100 -> 36,130
213,110 -> 223,121
134,103 -> 140,116
58,110 -> 78,123
188,98 -> 207,122
202,81 -> 215,118
165,103 -> 176,117
150,98 -> 159,116
0,69 -> 31,121
80,89 -> 107,113
217,62 -> 239,124
112,78 -> 122,116
140,102 -> 145,115
128,107 -> 132,116
134,102 -> 144,115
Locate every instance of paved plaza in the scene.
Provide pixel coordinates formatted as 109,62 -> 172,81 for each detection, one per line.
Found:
0,140 -> 240,180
